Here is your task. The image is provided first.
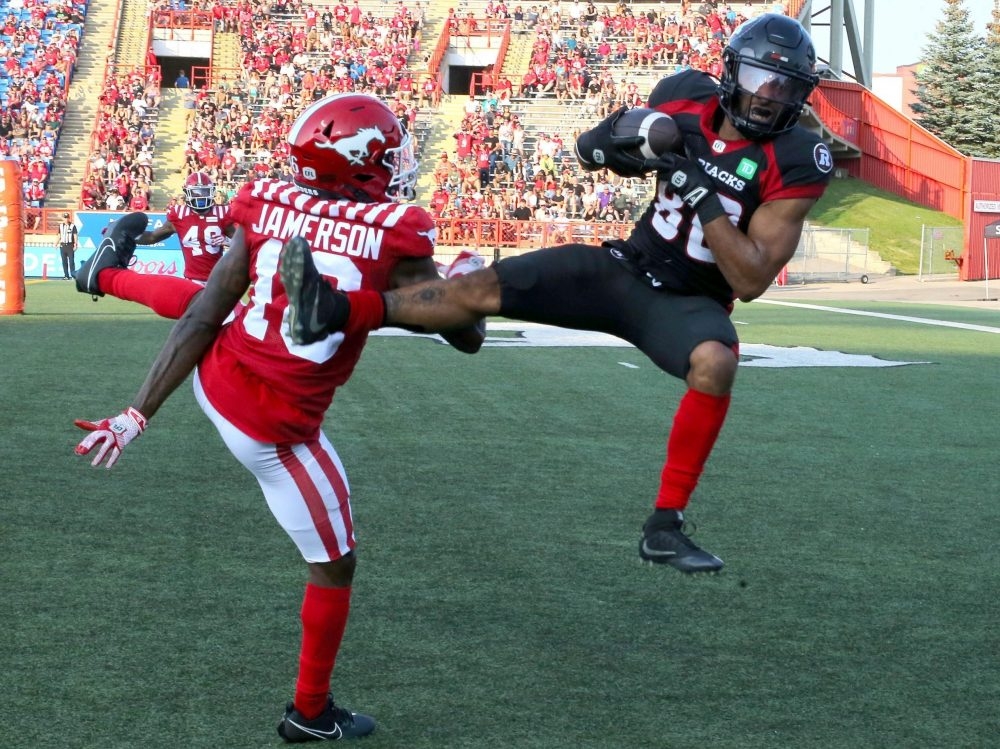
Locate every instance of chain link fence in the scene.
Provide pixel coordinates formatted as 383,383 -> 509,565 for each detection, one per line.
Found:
781,226 -> 877,284
918,226 -> 963,280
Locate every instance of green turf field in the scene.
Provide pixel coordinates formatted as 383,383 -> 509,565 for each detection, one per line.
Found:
3,282 -> 998,749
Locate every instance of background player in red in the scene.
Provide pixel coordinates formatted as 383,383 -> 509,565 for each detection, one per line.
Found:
75,173 -> 237,319
280,14 -> 832,575
73,94 -> 485,742
135,172 -> 236,283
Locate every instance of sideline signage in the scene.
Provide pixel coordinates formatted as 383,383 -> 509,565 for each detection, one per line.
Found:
24,211 -> 187,279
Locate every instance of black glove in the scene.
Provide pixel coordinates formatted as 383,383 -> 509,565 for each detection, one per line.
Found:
575,107 -> 647,177
644,153 -> 727,225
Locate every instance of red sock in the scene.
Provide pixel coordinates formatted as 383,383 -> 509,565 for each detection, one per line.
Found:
344,290 -> 386,335
655,389 -> 731,510
294,583 -> 352,720
99,269 -> 203,320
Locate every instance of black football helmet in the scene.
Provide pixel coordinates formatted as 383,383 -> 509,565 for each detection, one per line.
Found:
718,13 -> 819,140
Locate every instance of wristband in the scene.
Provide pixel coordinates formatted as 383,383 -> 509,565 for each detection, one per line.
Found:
694,193 -> 728,225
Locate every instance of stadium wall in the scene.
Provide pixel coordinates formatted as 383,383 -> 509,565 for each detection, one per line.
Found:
812,79 -> 1000,280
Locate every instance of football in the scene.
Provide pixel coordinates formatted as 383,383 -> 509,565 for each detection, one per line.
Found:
613,108 -> 683,161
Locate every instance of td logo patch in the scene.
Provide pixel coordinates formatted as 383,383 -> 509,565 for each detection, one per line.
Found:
735,158 -> 758,180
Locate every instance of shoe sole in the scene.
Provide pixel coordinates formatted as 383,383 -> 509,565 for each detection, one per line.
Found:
279,237 -> 309,345
639,557 -> 723,575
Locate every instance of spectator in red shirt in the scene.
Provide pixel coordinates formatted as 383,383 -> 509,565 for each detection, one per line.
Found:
453,126 -> 474,160
26,178 -> 45,207
475,143 -> 492,187
129,191 -> 149,211
430,185 -> 451,216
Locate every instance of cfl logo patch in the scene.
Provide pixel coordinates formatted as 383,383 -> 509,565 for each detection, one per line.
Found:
670,172 -> 688,190
593,149 -> 605,165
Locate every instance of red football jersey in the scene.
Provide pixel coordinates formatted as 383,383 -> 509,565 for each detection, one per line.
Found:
197,179 -> 437,443
167,203 -> 233,281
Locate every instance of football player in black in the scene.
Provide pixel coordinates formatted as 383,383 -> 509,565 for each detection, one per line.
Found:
279,14 -> 833,574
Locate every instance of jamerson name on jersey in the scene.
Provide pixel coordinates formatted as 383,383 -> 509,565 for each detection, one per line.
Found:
241,179 -> 437,260
249,204 -> 385,259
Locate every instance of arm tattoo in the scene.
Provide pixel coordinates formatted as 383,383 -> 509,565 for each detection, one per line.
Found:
384,282 -> 448,332
386,284 -> 447,312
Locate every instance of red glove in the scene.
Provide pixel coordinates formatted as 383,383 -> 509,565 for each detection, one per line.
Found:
74,406 -> 147,469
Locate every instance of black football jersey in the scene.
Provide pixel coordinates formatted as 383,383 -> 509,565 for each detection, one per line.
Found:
623,69 -> 832,305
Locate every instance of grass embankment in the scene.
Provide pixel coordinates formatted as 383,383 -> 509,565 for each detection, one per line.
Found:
808,177 -> 963,274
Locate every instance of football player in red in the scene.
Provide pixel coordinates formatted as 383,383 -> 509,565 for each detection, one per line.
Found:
279,15 -> 833,575
75,172 -> 237,318
133,172 -> 237,283
73,94 -> 485,741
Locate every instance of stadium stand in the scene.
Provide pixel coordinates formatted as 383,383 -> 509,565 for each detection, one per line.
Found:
0,0 -> 85,219
27,0 -> 788,247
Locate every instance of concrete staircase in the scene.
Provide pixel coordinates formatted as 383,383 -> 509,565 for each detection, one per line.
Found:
414,97 -> 469,196
135,30 -> 244,207
499,29 -> 533,80
43,0 -> 119,209
148,33 -> 242,207
113,0 -> 150,70
212,31 -> 241,70
148,89 -> 189,208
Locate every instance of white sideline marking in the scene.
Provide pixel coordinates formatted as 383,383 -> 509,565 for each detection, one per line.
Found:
372,324 -> 928,367
757,299 -> 1000,334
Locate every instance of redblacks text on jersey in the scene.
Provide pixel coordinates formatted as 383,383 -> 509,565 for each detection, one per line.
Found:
166,203 -> 234,282
197,179 -> 437,443
625,69 -> 831,305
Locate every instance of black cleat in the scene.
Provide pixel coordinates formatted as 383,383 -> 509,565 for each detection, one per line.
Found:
75,212 -> 149,298
639,509 -> 724,574
279,236 -> 351,345
277,696 -> 376,742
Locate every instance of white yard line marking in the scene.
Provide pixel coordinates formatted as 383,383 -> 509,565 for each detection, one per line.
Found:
756,299 -> 1000,334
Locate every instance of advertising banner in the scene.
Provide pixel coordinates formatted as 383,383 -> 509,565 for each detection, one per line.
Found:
24,211 -> 188,279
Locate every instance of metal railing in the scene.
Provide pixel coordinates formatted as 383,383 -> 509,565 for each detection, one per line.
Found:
784,226 -> 874,284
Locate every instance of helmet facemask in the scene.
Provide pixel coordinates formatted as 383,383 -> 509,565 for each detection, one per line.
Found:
383,130 -> 418,201
721,55 -> 818,139
184,173 -> 216,211
185,184 -> 215,211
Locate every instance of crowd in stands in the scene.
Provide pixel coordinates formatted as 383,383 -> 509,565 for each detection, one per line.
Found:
430,0 -> 757,228
172,0 -> 438,201
430,93 -> 644,230
0,0 -> 85,215
11,0 -> 781,231
80,67 -> 162,211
